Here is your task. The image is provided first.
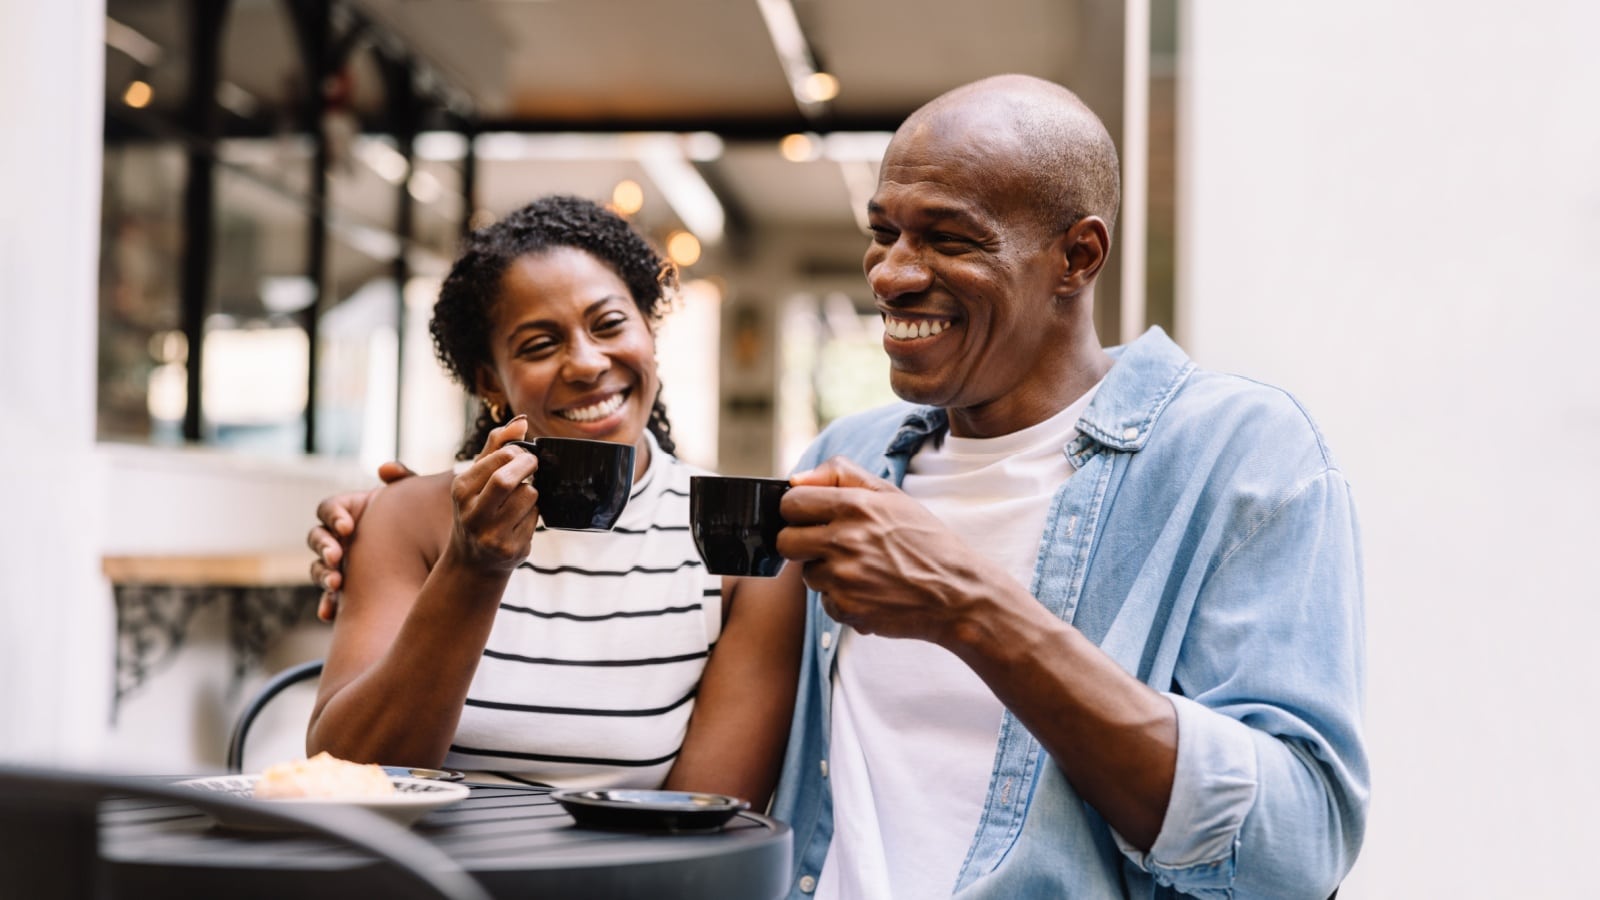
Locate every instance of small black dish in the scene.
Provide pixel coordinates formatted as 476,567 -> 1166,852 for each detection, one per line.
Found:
549,789 -> 750,833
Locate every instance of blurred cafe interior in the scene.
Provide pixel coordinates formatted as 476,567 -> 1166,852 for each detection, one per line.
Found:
56,0 -> 1181,775
6,2 -> 1600,897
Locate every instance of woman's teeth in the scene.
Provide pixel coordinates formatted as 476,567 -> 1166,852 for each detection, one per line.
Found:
885,317 -> 951,340
560,392 -> 625,422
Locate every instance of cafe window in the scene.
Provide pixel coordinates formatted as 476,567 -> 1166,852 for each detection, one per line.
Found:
98,0 -> 474,466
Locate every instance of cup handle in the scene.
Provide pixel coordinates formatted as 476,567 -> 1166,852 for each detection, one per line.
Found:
509,439 -> 539,485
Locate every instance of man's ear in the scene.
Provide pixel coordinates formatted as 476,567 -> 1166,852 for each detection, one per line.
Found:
1057,215 -> 1110,296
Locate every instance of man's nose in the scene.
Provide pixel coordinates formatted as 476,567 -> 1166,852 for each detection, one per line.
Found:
865,239 -> 933,300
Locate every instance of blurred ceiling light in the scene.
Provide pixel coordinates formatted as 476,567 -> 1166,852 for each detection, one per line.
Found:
474,132 -> 717,162
755,0 -> 833,120
332,222 -> 403,261
105,17 -> 163,67
682,131 -> 725,162
408,170 -> 443,204
666,230 -> 702,268
780,133 -> 821,163
612,179 -> 645,216
416,131 -> 469,161
822,131 -> 894,163
356,139 -> 410,184
799,71 -> 840,103
471,132 -> 726,245
123,80 -> 153,109
216,81 -> 259,118
632,134 -> 725,245
260,276 -> 316,314
475,132 -> 631,161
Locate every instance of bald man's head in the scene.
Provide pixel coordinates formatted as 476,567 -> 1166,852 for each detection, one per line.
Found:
896,74 -> 1122,239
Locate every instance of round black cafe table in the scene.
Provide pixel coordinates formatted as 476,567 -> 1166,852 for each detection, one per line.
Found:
98,781 -> 792,899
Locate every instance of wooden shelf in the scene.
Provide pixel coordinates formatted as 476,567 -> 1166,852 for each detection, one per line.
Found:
102,553 -> 310,587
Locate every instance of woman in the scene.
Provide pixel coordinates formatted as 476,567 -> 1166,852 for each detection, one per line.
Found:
307,195 -> 803,805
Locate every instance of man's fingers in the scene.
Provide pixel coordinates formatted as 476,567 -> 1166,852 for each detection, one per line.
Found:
775,522 -> 832,562
789,456 -> 888,490
377,460 -> 415,484
307,529 -> 343,566
314,497 -> 354,537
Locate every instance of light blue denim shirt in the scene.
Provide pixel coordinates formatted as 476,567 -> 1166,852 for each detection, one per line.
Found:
770,327 -> 1368,900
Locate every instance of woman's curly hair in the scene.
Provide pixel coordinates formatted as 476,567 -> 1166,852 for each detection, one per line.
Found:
430,194 -> 678,459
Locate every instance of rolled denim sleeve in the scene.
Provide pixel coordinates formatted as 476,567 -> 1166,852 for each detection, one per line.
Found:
1115,468 -> 1370,899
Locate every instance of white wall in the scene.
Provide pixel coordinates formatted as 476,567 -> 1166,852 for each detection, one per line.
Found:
0,0 -> 112,765
1180,3 -> 1600,897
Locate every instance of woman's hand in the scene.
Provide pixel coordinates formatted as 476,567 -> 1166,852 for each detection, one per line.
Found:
448,415 -> 541,573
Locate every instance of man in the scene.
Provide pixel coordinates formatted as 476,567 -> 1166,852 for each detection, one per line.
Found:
312,74 -> 1367,898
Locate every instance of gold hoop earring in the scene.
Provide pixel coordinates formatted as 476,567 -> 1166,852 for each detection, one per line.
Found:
485,399 -> 504,421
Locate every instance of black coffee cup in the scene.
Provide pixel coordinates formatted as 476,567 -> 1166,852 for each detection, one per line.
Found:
690,475 -> 791,577
509,438 -> 635,531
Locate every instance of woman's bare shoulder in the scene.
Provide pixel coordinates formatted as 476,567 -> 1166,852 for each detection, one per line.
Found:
360,469 -> 456,562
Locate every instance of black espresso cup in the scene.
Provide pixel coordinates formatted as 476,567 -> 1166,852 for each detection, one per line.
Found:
690,475 -> 791,577
509,438 -> 635,531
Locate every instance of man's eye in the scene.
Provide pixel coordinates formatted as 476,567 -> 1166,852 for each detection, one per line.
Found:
868,226 -> 897,244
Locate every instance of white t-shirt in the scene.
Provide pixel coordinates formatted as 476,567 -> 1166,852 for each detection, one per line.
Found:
817,386 -> 1099,900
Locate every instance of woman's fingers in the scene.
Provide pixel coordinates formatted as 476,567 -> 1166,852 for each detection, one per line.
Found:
451,416 -> 544,568
475,414 -> 529,460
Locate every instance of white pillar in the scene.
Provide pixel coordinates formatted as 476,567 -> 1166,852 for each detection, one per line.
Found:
1119,0 -> 1150,343
1180,2 -> 1600,895
0,1 -> 113,762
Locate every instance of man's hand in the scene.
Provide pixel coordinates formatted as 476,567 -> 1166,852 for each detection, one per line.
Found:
776,456 -> 1001,646
309,460 -> 415,622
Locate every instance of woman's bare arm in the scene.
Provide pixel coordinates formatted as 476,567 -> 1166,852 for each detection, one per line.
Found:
307,421 -> 540,767
663,564 -> 807,808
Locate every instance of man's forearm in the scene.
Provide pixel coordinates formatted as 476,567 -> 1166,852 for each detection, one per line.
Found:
943,584 -> 1178,851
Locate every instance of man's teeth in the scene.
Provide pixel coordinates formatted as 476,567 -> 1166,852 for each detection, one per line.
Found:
884,317 -> 951,340
560,393 -> 625,422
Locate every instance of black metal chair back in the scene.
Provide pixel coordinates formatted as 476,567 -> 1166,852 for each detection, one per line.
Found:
226,657 -> 325,773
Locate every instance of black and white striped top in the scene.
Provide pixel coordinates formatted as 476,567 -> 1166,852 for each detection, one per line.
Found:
443,434 -> 721,789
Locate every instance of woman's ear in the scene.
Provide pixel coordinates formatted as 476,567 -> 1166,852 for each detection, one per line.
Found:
475,366 -> 507,411
1058,215 -> 1110,296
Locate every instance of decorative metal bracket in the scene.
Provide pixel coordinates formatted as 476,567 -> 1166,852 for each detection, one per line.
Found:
111,583 -> 318,720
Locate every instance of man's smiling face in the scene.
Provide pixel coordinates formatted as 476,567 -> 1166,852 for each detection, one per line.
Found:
864,116 -> 1079,438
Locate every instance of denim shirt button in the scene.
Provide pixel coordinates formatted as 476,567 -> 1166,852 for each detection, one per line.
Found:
1122,426 -> 1139,440
820,759 -> 829,778
821,631 -> 832,650
799,874 -> 817,893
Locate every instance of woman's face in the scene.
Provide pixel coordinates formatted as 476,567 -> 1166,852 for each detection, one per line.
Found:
478,247 -> 659,472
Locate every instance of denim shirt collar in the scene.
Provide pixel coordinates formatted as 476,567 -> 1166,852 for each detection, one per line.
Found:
883,326 -> 1196,470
